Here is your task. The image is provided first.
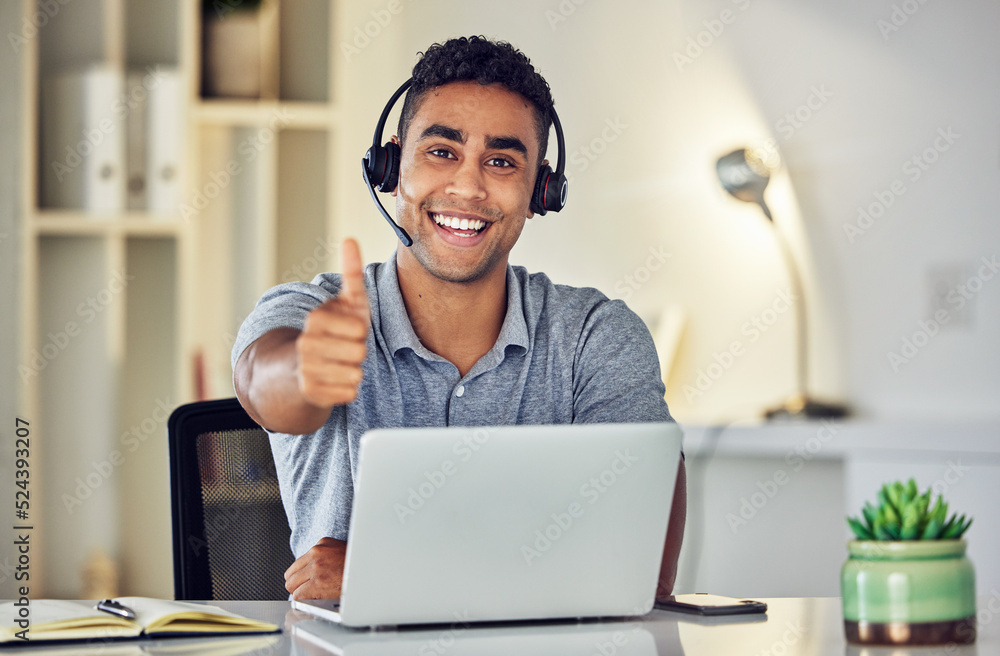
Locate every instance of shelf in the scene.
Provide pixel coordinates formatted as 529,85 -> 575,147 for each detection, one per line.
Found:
18,0 -> 339,599
32,211 -> 183,237
193,100 -> 336,129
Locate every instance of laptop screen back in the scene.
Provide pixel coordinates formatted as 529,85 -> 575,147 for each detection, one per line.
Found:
337,422 -> 682,627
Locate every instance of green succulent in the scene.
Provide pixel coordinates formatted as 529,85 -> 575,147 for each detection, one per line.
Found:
847,478 -> 972,541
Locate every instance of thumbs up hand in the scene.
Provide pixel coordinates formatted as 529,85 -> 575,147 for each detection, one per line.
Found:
296,238 -> 372,408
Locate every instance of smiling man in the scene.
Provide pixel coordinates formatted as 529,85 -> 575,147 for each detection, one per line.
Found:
232,36 -> 685,602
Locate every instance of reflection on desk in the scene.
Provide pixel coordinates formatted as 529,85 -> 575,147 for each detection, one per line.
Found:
0,634 -> 280,656
293,617 -> 666,655
0,597 -> 995,655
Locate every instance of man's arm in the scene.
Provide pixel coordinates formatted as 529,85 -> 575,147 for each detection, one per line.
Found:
656,457 -> 686,599
236,328 -> 333,434
284,537 -> 348,599
234,239 -> 371,435
232,240 -> 370,598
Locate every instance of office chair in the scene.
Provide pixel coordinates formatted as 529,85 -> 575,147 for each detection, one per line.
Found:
168,397 -> 294,600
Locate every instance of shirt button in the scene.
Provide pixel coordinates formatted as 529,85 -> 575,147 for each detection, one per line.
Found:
455,385 -> 465,397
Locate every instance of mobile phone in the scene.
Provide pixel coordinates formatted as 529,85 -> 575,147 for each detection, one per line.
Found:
654,593 -> 767,616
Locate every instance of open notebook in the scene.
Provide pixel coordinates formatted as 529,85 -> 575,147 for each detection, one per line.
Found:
0,597 -> 279,644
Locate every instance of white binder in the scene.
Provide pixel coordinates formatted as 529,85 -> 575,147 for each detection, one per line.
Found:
41,65 -> 126,212
145,67 -> 184,214
125,66 -> 184,214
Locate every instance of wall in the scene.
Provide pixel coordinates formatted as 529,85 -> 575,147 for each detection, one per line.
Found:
0,1 -> 24,601
333,0 -> 1000,425
713,0 -> 1000,421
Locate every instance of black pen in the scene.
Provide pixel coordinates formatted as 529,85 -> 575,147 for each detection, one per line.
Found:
95,599 -> 136,620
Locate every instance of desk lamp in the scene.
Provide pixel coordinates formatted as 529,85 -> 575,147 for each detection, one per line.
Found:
716,148 -> 848,420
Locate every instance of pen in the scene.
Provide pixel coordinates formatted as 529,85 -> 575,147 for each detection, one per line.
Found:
95,599 -> 136,620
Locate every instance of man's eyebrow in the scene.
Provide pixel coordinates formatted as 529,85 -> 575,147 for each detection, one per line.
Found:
485,135 -> 528,157
418,124 -> 465,143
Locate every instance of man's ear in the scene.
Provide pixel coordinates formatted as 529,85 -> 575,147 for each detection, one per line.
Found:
390,135 -> 401,197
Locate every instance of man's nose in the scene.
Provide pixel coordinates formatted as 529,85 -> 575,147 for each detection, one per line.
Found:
444,158 -> 487,201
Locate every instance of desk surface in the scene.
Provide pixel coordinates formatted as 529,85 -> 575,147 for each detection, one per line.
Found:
5,597 -> 998,655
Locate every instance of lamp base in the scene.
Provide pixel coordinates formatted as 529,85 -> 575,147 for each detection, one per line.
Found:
764,394 -> 850,421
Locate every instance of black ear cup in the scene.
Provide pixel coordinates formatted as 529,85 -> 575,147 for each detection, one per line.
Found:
363,141 -> 401,193
530,164 -> 569,216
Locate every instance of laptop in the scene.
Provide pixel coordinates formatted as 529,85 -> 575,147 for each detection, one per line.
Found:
292,422 -> 682,628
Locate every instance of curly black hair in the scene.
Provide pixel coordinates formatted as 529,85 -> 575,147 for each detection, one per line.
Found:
397,36 -> 554,161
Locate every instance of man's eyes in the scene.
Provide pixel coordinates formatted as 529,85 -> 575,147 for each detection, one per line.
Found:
486,157 -> 514,168
426,148 -> 516,169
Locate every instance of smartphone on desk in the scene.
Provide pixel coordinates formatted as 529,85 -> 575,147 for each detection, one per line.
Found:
655,593 -> 767,616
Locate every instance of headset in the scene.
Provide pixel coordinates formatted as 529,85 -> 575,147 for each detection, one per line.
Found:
362,78 -> 569,247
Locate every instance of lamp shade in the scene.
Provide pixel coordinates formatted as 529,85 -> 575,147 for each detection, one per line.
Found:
716,148 -> 773,221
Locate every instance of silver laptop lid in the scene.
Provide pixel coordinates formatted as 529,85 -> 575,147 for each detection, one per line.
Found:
338,422 -> 682,627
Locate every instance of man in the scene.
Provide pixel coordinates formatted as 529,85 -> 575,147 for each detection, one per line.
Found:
232,36 -> 686,601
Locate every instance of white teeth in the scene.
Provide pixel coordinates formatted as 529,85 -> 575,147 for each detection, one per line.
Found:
431,213 -> 486,232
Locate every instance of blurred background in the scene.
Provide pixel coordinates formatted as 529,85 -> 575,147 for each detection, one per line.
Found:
1,0 -> 997,602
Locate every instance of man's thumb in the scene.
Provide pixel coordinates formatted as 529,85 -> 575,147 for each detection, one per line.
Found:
339,238 -> 369,314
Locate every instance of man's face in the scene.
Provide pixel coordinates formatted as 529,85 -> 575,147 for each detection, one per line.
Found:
392,81 -> 541,283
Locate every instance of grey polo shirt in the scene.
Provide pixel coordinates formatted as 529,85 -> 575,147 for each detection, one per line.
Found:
232,251 -> 673,557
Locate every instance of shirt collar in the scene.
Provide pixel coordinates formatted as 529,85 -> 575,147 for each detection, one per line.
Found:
376,250 -> 529,362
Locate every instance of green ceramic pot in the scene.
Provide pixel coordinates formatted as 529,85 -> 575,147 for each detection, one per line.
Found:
841,539 -> 976,645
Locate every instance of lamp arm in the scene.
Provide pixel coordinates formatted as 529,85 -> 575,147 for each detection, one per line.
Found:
772,226 -> 809,401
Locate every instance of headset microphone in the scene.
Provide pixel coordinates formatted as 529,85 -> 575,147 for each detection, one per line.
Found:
362,78 -> 568,247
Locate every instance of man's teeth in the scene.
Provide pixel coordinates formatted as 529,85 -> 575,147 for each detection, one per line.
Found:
431,213 -> 486,231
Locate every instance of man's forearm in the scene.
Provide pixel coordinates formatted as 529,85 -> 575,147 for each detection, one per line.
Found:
656,457 -> 686,599
235,328 -> 333,435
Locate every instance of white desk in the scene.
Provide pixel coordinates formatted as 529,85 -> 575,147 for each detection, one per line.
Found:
677,421 -> 1000,597
4,597 -> 998,654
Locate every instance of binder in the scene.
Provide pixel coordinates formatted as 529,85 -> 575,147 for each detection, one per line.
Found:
40,65 -> 126,212
125,70 -> 148,210
145,67 -> 184,214
125,66 -> 184,214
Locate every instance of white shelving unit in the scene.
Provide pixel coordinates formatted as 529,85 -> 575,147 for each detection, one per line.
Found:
18,0 -> 340,597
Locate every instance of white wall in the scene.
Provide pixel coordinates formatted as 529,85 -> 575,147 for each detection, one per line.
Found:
714,0 -> 1000,421
333,0 -> 1000,425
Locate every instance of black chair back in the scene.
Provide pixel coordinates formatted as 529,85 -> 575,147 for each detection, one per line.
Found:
168,398 -> 294,600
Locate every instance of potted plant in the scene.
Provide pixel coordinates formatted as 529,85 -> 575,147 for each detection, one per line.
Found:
842,479 -> 975,645
201,0 -> 278,99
